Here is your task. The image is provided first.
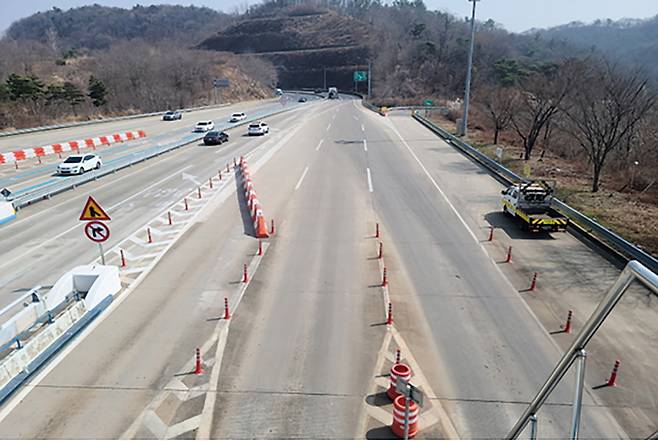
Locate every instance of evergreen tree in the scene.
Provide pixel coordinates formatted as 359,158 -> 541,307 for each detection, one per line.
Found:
62,82 -> 85,110
87,75 -> 108,107
5,74 -> 45,101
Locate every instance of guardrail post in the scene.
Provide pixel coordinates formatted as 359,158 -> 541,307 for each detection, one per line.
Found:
529,415 -> 537,440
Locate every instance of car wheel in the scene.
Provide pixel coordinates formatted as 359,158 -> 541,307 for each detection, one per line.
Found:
95,162 -> 101,170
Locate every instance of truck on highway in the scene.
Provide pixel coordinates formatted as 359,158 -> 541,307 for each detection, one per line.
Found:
327,87 -> 338,99
501,180 -> 568,232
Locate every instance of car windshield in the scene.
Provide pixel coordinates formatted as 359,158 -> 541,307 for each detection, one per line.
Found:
249,124 -> 260,128
63,157 -> 83,163
165,112 -> 174,115
231,113 -> 241,117
206,131 -> 219,136
198,122 -> 209,125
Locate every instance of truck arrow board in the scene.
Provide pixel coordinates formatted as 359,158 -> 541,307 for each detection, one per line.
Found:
79,196 -> 111,221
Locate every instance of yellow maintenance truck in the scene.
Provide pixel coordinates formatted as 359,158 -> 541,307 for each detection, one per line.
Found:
501,180 -> 568,232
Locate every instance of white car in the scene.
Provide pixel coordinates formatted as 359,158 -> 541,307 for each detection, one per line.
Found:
57,154 -> 102,175
229,112 -> 246,122
194,120 -> 214,132
248,121 -> 269,136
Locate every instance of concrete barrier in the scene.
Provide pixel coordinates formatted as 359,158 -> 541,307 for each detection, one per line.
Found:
0,130 -> 146,165
0,265 -> 120,404
0,201 -> 15,225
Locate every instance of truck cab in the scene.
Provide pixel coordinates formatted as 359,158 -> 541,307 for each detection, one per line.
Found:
327,87 -> 339,99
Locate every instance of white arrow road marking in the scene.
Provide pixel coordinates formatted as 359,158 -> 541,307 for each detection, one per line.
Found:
182,172 -> 200,186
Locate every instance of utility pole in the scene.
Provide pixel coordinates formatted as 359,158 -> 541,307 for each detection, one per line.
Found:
459,0 -> 480,137
323,67 -> 327,91
367,62 -> 372,99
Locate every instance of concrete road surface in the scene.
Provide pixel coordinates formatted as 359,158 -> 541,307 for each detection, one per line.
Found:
0,97 -> 629,439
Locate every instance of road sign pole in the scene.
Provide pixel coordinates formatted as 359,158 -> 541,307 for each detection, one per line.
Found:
367,62 -> 372,99
98,243 -> 105,265
403,397 -> 410,440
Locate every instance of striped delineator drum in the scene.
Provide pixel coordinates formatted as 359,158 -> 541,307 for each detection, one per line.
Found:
387,363 -> 412,400
391,395 -> 419,439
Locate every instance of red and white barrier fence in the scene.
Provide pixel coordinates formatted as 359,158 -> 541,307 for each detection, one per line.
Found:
0,130 -> 146,165
239,156 -> 269,238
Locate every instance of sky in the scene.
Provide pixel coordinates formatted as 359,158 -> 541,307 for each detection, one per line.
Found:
1,0 -> 658,33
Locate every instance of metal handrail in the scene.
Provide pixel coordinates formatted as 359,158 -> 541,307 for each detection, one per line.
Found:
412,112 -> 658,274
507,260 -> 658,439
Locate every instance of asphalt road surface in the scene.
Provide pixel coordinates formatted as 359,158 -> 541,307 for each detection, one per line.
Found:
0,96 -> 636,439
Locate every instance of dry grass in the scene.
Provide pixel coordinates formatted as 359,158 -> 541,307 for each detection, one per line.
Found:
428,113 -> 658,257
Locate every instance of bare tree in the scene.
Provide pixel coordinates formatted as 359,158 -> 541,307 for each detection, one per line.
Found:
478,86 -> 515,144
561,61 -> 656,192
510,61 -> 577,160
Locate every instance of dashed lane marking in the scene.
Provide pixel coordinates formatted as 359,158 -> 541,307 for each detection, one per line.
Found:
294,166 -> 309,191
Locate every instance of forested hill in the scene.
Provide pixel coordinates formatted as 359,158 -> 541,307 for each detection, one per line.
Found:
4,4 -> 233,49
533,15 -> 658,80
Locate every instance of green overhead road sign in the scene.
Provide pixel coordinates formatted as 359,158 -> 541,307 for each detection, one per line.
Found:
423,99 -> 434,106
353,71 -> 368,82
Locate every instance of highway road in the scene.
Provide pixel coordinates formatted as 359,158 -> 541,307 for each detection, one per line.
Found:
0,94 -> 315,308
0,96 -> 639,438
0,96 -> 306,203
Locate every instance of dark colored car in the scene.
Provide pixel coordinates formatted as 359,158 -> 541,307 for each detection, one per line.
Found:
203,131 -> 229,145
298,97 -> 308,103
163,110 -> 182,121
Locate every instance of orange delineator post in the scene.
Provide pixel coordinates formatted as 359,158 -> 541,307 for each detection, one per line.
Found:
257,240 -> 263,256
564,310 -> 573,334
606,359 -> 621,387
242,264 -> 249,283
224,297 -> 231,320
386,302 -> 393,325
505,246 -> 513,263
194,348 -> 203,375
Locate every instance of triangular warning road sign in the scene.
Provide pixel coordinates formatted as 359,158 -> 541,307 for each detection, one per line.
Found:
79,196 -> 111,221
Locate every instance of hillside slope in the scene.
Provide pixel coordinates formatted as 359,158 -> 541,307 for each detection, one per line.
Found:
199,9 -> 370,90
534,16 -> 658,80
5,4 -> 232,50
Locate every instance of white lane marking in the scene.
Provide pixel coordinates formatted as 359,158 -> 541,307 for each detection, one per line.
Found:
326,123 -> 332,131
361,124 -> 365,132
315,139 -> 324,151
387,121 -> 479,243
363,139 -> 368,152
353,115 -> 359,121
0,166 -> 193,271
294,166 -> 309,191
366,167 -> 374,193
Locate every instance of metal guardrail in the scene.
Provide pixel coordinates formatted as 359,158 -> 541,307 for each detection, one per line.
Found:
0,103 -> 235,138
412,112 -> 658,274
10,100 -> 308,210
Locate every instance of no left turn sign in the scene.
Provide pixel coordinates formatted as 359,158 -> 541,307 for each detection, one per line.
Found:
85,221 -> 110,243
